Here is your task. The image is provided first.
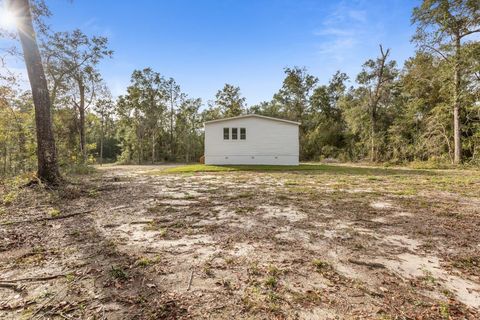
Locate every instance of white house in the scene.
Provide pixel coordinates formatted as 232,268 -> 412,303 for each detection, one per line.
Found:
204,114 -> 300,165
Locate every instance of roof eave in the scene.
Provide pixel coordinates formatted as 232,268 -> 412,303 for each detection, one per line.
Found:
204,114 -> 300,126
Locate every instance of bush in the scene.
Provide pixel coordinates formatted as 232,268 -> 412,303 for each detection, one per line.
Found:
382,159 -> 405,167
409,161 -> 452,170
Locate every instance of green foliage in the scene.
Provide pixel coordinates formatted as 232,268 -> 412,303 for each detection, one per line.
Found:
2,191 -> 18,206
214,84 -> 246,117
0,0 -> 479,172
248,41 -> 478,165
116,68 -> 203,163
0,90 -> 36,177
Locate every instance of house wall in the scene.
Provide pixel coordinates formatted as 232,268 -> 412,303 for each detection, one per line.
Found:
204,117 -> 299,165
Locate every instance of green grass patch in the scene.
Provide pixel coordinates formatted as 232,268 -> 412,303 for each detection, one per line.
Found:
264,275 -> 278,288
156,163 -> 438,176
48,208 -> 61,217
312,259 -> 330,272
135,256 -> 161,267
110,266 -> 128,280
2,191 -> 18,206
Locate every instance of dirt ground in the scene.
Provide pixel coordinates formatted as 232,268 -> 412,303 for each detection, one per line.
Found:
1,164 -> 479,319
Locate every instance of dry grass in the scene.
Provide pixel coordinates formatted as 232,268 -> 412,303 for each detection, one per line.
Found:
0,163 -> 479,319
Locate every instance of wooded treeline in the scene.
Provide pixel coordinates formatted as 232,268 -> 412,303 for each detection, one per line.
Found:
0,0 -> 479,178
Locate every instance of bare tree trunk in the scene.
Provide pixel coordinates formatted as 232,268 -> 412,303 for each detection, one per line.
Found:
170,101 -> 174,159
13,0 -> 60,184
151,132 -> 155,164
99,120 -> 104,165
79,107 -> 86,161
138,142 -> 142,164
453,36 -> 462,164
369,45 -> 390,163
78,80 -> 87,162
169,85 -> 176,160
137,126 -> 142,165
370,113 -> 375,162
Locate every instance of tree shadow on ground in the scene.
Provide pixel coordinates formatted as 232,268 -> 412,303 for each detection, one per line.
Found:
55,207 -> 186,319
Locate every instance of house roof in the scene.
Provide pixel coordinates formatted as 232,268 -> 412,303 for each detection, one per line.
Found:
204,114 -> 300,126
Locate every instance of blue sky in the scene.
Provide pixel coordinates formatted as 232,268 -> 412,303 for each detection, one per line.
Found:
20,0 -> 420,106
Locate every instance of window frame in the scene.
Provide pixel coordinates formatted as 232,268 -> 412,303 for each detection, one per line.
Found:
232,127 -> 238,140
240,127 -> 246,140
223,127 -> 230,140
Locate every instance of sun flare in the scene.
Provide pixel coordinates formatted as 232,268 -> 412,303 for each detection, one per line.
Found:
0,3 -> 16,30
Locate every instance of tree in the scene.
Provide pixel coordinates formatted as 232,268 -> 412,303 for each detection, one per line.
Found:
0,85 -> 31,174
306,71 -> 348,159
116,69 -> 197,163
202,101 -> 223,121
356,45 -> 398,162
392,52 -> 451,162
463,42 -> 480,161
272,67 -> 318,159
127,69 -> 167,163
176,98 -> 202,162
44,29 -> 112,162
117,70 -> 158,164
165,78 -> 184,160
273,67 -> 318,122
248,101 -> 283,118
412,0 -> 480,163
215,84 -> 246,117
93,87 -> 115,165
10,0 -> 60,184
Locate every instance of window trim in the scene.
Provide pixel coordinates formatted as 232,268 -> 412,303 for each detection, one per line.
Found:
232,127 -> 238,140
223,127 -> 229,140
240,127 -> 246,140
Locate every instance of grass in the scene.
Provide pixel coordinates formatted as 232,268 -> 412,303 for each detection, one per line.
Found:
144,162 -> 480,198
439,302 -> 450,319
2,191 -> 18,206
110,266 -> 128,280
136,256 -> 161,267
162,164 -> 314,173
451,256 -> 480,273
312,259 -> 330,272
264,276 -> 278,288
157,163 -> 438,176
48,208 -> 61,217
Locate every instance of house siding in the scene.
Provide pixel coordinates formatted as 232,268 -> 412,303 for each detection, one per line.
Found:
204,117 -> 299,165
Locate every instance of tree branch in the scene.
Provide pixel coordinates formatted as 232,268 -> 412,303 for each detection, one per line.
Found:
421,44 -> 451,62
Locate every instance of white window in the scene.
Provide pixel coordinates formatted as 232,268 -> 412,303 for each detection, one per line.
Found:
232,128 -> 238,140
223,127 -> 229,140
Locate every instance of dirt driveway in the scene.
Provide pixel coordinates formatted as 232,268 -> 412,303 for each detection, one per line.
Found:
1,164 -> 479,319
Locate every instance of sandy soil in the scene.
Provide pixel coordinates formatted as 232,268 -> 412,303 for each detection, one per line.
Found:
0,164 -> 479,319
